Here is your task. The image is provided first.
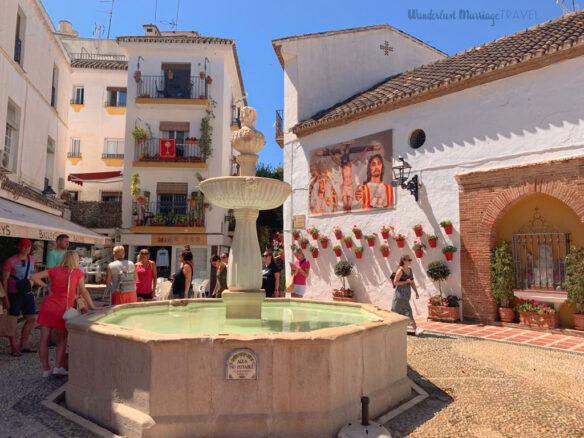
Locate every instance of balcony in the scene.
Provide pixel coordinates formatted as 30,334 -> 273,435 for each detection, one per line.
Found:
104,100 -> 126,115
275,109 -> 284,148
70,53 -> 127,61
70,97 -> 84,112
69,201 -> 122,229
136,75 -> 208,104
231,107 -> 240,130
14,36 -> 22,64
133,138 -> 206,168
131,200 -> 205,232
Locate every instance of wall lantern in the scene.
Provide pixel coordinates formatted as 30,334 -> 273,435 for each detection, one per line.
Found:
391,157 -> 419,202
42,185 -> 56,196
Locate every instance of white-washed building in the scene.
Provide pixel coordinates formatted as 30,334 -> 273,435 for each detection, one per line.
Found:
274,13 -> 584,327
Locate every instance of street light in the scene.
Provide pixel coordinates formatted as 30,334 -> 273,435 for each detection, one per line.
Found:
391,157 -> 419,202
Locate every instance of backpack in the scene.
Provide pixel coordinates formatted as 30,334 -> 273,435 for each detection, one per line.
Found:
390,271 -> 397,288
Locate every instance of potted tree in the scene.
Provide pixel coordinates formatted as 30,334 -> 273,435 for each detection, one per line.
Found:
426,234 -> 438,248
332,261 -> 355,302
565,245 -> 584,330
333,226 -> 343,240
427,261 -> 459,322
333,245 -> 342,257
309,245 -> 319,259
130,172 -> 141,201
413,224 -> 423,237
489,241 -> 516,323
319,235 -> 330,249
442,245 -> 458,262
379,243 -> 390,258
131,127 -> 151,145
440,220 -> 453,235
352,225 -> 362,240
394,234 -> 406,249
355,246 -> 364,259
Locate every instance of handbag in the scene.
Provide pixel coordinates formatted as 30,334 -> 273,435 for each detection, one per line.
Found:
10,256 -> 32,294
63,270 -> 81,321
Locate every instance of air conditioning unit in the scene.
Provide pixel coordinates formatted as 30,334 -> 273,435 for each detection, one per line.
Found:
58,177 -> 65,190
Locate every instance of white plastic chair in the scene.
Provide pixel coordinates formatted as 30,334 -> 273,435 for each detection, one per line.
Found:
156,281 -> 173,301
194,279 -> 209,298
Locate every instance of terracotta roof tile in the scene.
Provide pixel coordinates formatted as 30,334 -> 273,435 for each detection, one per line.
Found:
71,59 -> 128,70
293,11 -> 584,136
116,35 -> 233,45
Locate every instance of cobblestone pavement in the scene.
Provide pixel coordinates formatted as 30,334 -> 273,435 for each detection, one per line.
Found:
386,333 -> 584,438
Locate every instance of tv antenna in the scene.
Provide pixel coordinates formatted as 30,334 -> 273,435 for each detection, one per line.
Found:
160,0 -> 180,30
98,0 -> 115,39
93,23 -> 105,39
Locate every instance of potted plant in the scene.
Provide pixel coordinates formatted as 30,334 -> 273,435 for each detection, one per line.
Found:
379,243 -> 390,258
278,249 -> 285,261
299,237 -> 309,250
426,234 -> 438,248
394,234 -> 406,249
333,226 -> 343,240
516,299 -> 558,328
290,243 -> 298,252
130,172 -> 141,200
152,214 -> 167,226
199,71 -> 205,80
355,246 -> 364,259
206,76 -> 213,85
365,234 -> 377,247
427,261 -> 459,322
133,70 -> 142,83
131,127 -> 151,145
440,220 -> 453,235
413,224 -> 423,237
489,241 -> 516,323
343,236 -> 353,249
333,245 -> 342,257
442,245 -> 458,262
565,245 -> 584,330
332,261 -> 355,302
185,137 -> 199,145
352,225 -> 362,239
292,229 -> 301,241
309,245 -> 319,259
173,214 -> 188,226
308,226 -> 319,240
412,241 -> 426,258
60,190 -> 72,202
319,235 -> 330,249
380,225 -> 393,240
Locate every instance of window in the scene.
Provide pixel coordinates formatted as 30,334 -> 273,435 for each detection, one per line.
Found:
101,191 -> 122,202
106,87 -> 127,107
103,139 -> 124,158
45,138 -> 55,189
2,103 -> 20,171
68,138 -> 81,158
163,130 -> 187,156
156,182 -> 188,215
51,65 -> 59,108
14,10 -> 25,65
71,86 -> 84,104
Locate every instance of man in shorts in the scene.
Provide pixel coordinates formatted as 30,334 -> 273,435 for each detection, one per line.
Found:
2,239 -> 37,357
46,234 -> 69,269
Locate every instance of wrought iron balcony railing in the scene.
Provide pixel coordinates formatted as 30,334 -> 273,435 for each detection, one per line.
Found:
137,75 -> 207,100
132,200 -> 205,227
134,138 -> 206,163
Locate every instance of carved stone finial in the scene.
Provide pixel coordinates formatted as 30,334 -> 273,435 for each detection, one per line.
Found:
231,106 -> 265,176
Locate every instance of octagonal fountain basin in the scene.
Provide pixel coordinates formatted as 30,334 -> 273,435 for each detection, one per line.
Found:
66,299 -> 412,438
199,176 -> 291,210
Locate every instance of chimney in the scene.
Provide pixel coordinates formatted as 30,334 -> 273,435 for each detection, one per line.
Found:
143,24 -> 161,36
58,20 -> 78,37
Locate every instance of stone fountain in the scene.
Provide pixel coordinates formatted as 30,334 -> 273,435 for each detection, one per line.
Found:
200,106 -> 291,318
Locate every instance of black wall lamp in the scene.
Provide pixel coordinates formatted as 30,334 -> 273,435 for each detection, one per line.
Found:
391,157 -> 419,202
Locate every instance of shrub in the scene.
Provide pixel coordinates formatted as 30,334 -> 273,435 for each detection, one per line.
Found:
489,241 -> 515,308
565,245 -> 584,314
426,261 -> 451,296
334,261 -> 353,291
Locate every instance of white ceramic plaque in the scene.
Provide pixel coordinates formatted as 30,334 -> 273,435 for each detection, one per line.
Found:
226,349 -> 258,381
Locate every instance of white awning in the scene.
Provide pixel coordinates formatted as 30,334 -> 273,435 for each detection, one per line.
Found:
0,198 -> 109,245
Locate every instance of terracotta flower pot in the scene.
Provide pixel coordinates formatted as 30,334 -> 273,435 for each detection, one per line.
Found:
414,249 -> 423,258
519,311 -> 558,329
396,240 -> 405,249
444,252 -> 454,262
344,240 -> 353,249
428,305 -> 459,322
311,251 -> 319,259
334,231 -> 343,240
414,227 -> 423,237
355,252 -> 363,259
320,241 -> 328,249
300,242 -> 308,250
428,239 -> 437,248
381,231 -> 390,239
573,313 -> 584,331
334,249 -> 342,257
293,233 -> 300,241
367,239 -> 375,247
381,250 -> 390,258
312,233 -> 319,240
353,230 -> 362,239
443,224 -> 453,235
498,307 -> 516,323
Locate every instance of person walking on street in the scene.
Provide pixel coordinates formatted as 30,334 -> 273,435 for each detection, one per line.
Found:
172,250 -> 194,299
135,249 -> 157,301
2,239 -> 39,357
220,252 -> 229,267
210,255 -> 227,298
46,234 -> 69,269
106,246 -> 137,305
289,248 -> 310,298
392,255 -> 424,336
261,251 -> 281,298
31,251 -> 101,377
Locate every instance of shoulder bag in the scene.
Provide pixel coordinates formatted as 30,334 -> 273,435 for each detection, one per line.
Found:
10,256 -> 32,294
63,270 -> 81,320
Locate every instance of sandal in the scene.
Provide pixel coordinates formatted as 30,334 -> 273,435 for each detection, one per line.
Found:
10,351 -> 22,357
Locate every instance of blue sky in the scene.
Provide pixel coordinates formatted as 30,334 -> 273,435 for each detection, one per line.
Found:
43,0 -> 571,168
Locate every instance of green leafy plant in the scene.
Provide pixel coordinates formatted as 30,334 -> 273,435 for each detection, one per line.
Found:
300,237 -> 309,245
426,260 -> 451,297
319,235 -> 330,243
440,220 -> 452,226
309,245 -> 319,254
412,224 -> 422,231
332,244 -> 341,251
429,295 -> 460,307
442,245 -> 458,254
152,214 -> 167,224
200,100 -> 216,158
343,236 -> 353,243
130,127 -> 150,141
334,260 -> 353,291
412,241 -> 426,251
516,299 -> 556,315
173,214 -> 188,225
489,241 -> 515,308
130,173 -> 141,199
355,246 -> 364,253
565,245 -> 584,314
292,229 -> 301,238
308,226 -> 319,235
365,234 -> 376,242
290,243 -> 298,251
427,234 -> 438,241
394,234 -> 406,241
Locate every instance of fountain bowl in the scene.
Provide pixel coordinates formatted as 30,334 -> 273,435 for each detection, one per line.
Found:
199,176 -> 291,210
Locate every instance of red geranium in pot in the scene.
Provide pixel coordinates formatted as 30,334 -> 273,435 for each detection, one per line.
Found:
319,235 -> 330,249
380,225 -> 392,240
309,245 -> 319,259
379,243 -> 390,258
333,245 -> 342,257
427,234 -> 438,248
365,234 -> 377,247
292,229 -> 301,241
442,245 -> 458,262
412,241 -> 425,258
413,224 -> 423,237
343,236 -> 353,249
333,226 -> 343,240
394,234 -> 406,249
308,226 -> 319,241
352,225 -> 362,240
440,220 -> 453,235
299,237 -> 309,250
355,246 -> 364,259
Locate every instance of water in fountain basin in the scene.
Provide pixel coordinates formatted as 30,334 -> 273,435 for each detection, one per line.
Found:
98,301 -> 381,335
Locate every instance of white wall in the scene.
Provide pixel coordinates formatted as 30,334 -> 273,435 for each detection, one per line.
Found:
284,55 -> 584,317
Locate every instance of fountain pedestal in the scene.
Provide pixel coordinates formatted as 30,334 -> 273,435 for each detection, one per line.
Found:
221,291 -> 265,319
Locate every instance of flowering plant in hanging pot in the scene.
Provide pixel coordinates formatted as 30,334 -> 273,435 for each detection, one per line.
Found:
442,245 -> 458,261
379,243 -> 390,258
333,245 -> 342,257
413,223 -> 423,237
319,235 -> 330,248
440,220 -> 453,235
333,226 -> 343,240
309,245 -> 319,259
394,234 -> 406,249
292,229 -> 301,241
343,236 -> 354,249
352,225 -> 362,239
365,234 -> 377,247
290,243 -> 298,251
308,226 -> 319,240
278,249 -> 285,260
412,241 -> 426,258
299,237 -> 309,250
355,246 -> 364,259
380,225 -> 393,240
427,234 -> 438,248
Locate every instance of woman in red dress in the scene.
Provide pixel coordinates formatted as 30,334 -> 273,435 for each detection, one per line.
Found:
31,251 -> 100,377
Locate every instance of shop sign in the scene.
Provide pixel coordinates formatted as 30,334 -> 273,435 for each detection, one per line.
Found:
151,234 -> 207,246
292,215 -> 306,229
226,349 -> 257,381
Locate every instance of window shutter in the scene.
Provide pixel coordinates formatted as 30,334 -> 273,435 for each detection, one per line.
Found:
157,182 -> 188,195
159,121 -> 190,132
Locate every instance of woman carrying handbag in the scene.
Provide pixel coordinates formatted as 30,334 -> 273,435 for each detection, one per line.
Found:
31,251 -> 100,378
